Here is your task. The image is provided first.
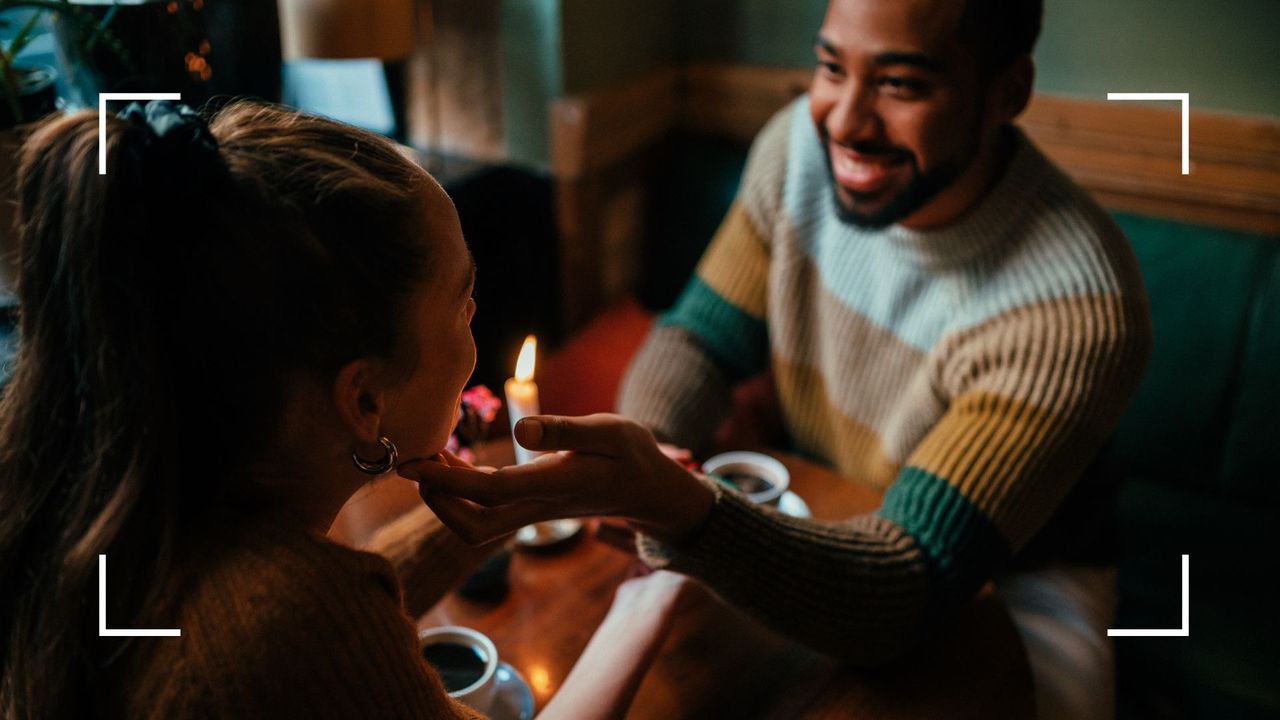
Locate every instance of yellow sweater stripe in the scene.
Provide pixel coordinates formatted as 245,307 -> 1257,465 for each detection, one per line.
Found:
695,201 -> 771,321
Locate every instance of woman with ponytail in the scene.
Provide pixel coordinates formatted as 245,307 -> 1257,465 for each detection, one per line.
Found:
0,101 -> 690,719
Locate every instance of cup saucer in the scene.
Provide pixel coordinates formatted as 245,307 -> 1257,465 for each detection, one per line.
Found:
515,519 -> 583,549
484,661 -> 535,720
777,491 -> 811,518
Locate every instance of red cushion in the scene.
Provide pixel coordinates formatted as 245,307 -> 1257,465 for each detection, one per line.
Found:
540,300 -> 787,451
540,300 -> 656,416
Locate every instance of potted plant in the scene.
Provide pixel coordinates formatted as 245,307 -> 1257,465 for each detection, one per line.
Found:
53,0 -> 282,112
2,1 -> 132,124
1,11 -> 54,128
1,0 -> 126,299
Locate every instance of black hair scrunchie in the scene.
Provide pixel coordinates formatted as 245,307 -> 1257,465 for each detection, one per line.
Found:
117,100 -> 224,185
113,100 -> 230,296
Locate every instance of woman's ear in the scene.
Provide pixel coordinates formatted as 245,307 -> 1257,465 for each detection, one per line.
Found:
333,359 -> 385,445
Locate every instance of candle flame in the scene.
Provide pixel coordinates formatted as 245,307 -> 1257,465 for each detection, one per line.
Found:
515,335 -> 537,382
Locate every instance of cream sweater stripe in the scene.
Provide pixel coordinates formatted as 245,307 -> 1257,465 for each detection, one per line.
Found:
621,97 -> 1151,663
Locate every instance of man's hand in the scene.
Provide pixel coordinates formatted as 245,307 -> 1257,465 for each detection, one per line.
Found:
657,443 -> 695,467
396,414 -> 715,546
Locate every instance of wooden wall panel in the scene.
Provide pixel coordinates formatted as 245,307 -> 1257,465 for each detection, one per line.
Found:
1020,95 -> 1280,235
551,69 -> 679,330
675,63 -> 1280,235
551,68 -> 681,179
406,0 -> 506,160
682,64 -> 810,143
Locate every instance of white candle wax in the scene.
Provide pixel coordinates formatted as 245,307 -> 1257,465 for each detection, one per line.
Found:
504,377 -> 541,465
505,335 -> 541,465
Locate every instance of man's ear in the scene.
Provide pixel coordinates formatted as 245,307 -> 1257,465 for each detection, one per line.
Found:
994,55 -> 1035,122
333,359 -> 384,445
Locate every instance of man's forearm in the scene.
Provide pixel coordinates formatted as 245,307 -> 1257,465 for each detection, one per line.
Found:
616,325 -> 735,455
636,488 -> 933,666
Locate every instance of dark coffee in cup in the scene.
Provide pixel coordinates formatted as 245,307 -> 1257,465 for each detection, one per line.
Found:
419,625 -> 499,710
719,471 -> 774,495
702,452 -> 791,507
423,641 -> 488,693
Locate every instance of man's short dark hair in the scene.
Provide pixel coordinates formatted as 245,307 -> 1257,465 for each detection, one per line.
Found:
959,0 -> 1044,73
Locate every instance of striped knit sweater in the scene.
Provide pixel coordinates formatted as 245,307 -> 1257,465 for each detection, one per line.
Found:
618,98 -> 1152,664
118,505 -> 487,719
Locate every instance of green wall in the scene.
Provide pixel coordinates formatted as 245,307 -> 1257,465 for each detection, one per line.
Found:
561,0 -> 677,94
1035,0 -> 1279,118
674,0 -> 1280,117
501,0 -> 1278,166
499,0 -> 677,166
677,0 -> 826,67
501,0 -> 562,167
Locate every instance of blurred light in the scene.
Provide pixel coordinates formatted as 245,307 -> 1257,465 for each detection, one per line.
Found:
277,0 -> 416,61
528,664 -> 552,695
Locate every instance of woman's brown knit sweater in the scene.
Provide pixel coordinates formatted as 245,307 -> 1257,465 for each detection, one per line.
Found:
119,504 -> 488,719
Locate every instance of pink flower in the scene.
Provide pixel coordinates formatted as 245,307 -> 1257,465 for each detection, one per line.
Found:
454,384 -> 502,448
461,385 -> 502,424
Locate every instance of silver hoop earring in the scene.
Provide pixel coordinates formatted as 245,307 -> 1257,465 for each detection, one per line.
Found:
352,437 -> 398,475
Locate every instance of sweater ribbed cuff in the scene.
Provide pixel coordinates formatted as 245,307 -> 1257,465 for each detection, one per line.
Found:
635,482 -> 933,665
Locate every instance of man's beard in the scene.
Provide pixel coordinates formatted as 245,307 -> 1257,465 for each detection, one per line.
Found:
819,118 -> 983,229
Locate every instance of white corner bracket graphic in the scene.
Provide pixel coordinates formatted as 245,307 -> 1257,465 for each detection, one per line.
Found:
98,92 -> 182,175
1105,92 -> 1190,175
99,554 -> 181,637
1108,554 -> 1189,637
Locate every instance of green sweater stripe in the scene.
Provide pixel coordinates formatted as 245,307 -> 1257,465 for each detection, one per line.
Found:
661,276 -> 769,380
878,466 -> 1011,607
618,99 -> 1151,662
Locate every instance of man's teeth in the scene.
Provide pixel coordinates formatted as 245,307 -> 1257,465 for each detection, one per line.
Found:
837,155 -> 892,175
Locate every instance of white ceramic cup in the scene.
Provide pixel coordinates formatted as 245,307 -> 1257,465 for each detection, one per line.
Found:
702,451 -> 790,506
418,625 -> 499,713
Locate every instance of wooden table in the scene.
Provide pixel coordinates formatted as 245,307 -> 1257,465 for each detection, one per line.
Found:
418,442 -> 1035,719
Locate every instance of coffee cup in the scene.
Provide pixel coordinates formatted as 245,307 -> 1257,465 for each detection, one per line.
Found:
702,451 -> 790,507
418,625 -> 499,713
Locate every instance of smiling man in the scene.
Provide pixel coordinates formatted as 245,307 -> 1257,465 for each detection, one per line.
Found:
618,0 -> 1152,718
813,0 -> 1032,230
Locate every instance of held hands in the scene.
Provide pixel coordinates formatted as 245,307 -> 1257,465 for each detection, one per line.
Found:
397,414 -> 714,546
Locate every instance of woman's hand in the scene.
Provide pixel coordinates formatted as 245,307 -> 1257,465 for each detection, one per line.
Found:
396,414 -> 714,546
538,571 -> 705,720
609,569 -> 704,626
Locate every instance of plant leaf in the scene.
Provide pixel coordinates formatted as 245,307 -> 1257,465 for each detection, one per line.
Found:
84,3 -> 118,53
6,7 -> 44,60
0,50 -> 24,124
0,0 -> 135,76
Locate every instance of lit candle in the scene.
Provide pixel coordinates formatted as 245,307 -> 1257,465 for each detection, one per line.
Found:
503,334 -> 584,548
504,335 -> 540,465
